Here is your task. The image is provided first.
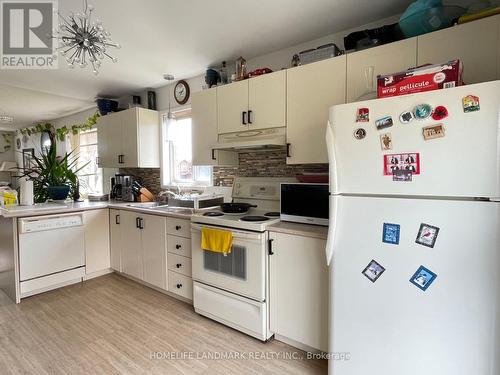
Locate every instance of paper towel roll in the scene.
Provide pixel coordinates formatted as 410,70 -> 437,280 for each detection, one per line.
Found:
20,177 -> 34,206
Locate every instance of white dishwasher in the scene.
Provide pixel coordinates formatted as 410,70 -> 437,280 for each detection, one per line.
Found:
18,212 -> 86,297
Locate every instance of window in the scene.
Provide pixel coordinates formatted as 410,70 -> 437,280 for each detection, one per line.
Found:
73,129 -> 103,196
161,110 -> 212,187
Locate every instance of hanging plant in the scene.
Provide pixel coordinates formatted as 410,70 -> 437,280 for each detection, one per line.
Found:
18,112 -> 101,142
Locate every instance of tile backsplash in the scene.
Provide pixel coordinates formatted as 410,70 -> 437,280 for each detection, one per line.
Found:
119,149 -> 328,194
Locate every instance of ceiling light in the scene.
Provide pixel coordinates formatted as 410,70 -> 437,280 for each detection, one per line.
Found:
164,74 -> 176,119
54,0 -> 121,75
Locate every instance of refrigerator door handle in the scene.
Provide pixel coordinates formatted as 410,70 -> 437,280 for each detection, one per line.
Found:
325,194 -> 339,266
326,120 -> 338,193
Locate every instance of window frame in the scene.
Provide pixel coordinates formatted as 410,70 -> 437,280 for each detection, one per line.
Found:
160,109 -> 213,189
70,128 -> 103,196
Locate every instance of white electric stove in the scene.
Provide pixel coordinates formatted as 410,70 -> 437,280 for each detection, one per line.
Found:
190,177 -> 295,341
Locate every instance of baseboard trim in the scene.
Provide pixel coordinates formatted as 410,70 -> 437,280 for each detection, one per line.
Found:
274,334 -> 325,354
83,268 -> 113,281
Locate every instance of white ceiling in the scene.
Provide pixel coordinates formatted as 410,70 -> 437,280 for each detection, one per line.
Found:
0,0 -> 414,129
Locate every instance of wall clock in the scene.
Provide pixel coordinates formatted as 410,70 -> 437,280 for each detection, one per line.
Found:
174,80 -> 190,105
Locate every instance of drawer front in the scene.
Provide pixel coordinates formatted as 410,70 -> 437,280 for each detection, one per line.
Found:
167,235 -> 192,258
167,253 -> 192,277
168,272 -> 193,300
167,218 -> 191,238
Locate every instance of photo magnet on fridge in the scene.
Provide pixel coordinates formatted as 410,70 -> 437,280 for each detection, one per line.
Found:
410,265 -> 437,291
362,260 -> 386,283
422,124 -> 445,140
375,116 -> 393,130
462,95 -> 480,113
380,133 -> 393,150
356,107 -> 369,122
384,153 -> 420,176
415,223 -> 440,248
382,223 -> 400,245
392,169 -> 412,182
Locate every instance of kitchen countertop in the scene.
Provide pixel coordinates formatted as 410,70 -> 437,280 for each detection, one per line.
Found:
268,221 -> 329,240
0,201 -> 196,219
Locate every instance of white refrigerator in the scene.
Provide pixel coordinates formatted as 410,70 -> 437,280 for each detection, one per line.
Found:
325,81 -> 500,375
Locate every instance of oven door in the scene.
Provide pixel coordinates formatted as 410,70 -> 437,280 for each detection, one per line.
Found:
191,223 -> 267,302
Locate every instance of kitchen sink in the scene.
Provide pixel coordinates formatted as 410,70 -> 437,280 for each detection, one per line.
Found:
151,206 -> 195,215
126,202 -> 164,209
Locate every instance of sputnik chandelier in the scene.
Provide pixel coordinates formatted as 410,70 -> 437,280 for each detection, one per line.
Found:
54,0 -> 121,74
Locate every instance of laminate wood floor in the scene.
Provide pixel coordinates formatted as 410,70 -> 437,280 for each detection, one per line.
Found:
0,274 -> 327,375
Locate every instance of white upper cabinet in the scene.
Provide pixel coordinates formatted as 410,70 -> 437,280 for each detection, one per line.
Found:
192,89 -> 237,166
286,56 -> 346,164
217,71 -> 286,134
417,15 -> 500,84
217,80 -> 249,134
97,107 -> 160,168
248,70 -> 286,130
346,38 -> 418,102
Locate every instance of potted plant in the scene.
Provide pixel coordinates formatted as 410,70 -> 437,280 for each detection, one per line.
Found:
20,141 -> 87,203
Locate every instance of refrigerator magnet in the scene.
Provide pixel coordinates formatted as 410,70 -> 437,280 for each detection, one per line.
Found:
362,260 -> 386,283
356,107 -> 369,122
382,223 -> 400,245
375,116 -> 393,130
410,265 -> 437,292
399,110 -> 414,124
392,169 -> 412,182
415,223 -> 440,248
384,153 -> 420,176
380,133 -> 393,150
354,128 -> 367,140
431,105 -> 448,120
422,124 -> 445,140
462,95 -> 480,113
413,104 -> 433,120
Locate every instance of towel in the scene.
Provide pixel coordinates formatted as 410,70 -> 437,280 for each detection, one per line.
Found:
201,227 -> 233,255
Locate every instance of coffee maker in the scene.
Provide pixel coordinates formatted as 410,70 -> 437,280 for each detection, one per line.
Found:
110,174 -> 136,201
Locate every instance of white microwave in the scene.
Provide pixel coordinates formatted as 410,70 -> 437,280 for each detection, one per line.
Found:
280,183 -> 329,226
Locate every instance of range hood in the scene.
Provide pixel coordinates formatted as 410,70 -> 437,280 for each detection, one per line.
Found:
211,127 -> 286,151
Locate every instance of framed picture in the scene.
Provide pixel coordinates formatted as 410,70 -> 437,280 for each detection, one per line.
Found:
410,265 -> 437,291
382,223 -> 400,245
415,223 -> 440,248
383,153 -> 420,176
22,148 -> 35,171
362,259 -> 386,283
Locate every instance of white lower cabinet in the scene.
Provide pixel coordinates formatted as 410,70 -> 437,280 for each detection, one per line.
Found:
166,218 -> 193,301
109,209 -> 122,272
269,232 -> 329,352
83,209 -> 110,275
118,210 -> 166,289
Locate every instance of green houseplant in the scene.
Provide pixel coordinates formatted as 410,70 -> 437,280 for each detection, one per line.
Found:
21,140 -> 87,203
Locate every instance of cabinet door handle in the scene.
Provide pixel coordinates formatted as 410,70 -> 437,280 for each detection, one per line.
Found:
176,283 -> 182,289
268,238 -> 274,255
248,110 -> 253,124
96,156 -> 100,166
115,214 -> 120,225
286,143 -> 291,158
136,217 -> 141,229
175,244 -> 181,249
139,218 -> 144,229
211,149 -> 216,160
242,111 -> 247,125
176,263 -> 182,268
175,225 -> 181,230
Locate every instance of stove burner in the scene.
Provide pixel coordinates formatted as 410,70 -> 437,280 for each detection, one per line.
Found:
203,211 -> 224,217
240,216 -> 270,222
265,212 -> 280,217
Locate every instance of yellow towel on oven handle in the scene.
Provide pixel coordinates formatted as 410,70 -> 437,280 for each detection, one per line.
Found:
201,227 -> 233,255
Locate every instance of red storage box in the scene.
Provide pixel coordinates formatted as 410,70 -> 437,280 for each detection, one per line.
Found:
377,60 -> 463,98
